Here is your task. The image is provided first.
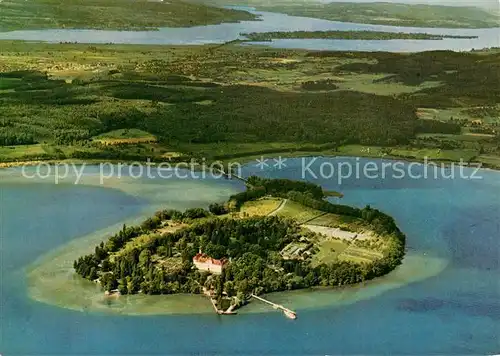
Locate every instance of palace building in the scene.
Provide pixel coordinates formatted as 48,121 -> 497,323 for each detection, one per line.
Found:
192,251 -> 228,274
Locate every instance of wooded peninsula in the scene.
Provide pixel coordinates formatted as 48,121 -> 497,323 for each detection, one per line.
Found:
74,177 -> 406,313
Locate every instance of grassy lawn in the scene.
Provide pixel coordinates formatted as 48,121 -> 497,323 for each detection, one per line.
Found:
477,155 -> 500,168
111,233 -> 157,261
416,107 -> 474,122
335,74 -> 442,96
94,129 -> 157,145
389,148 -> 478,162
0,77 -> 23,90
176,142 -> 330,159
339,246 -> 383,263
417,106 -> 500,125
234,68 -> 441,97
311,239 -> 350,267
240,198 -> 283,217
337,145 -> 387,158
276,200 -> 324,223
0,144 -> 47,160
307,213 -> 365,232
96,129 -> 156,140
416,133 -> 494,142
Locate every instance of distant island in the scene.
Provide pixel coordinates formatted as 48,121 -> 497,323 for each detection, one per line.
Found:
241,31 -> 479,41
74,176 -> 406,315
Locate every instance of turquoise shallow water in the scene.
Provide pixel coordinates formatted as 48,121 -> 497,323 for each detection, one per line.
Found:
1,158 -> 499,354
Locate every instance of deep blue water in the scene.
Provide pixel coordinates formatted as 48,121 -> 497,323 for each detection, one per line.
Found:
1,158 -> 499,355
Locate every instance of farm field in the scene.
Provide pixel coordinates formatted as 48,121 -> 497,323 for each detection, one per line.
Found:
339,246 -> 383,264
240,198 -> 283,217
276,200 -> 325,224
0,144 -> 48,160
307,213 -> 365,232
94,129 -> 157,145
0,42 -> 498,168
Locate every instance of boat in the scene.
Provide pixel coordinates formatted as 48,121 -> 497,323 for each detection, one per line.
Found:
283,309 -> 297,320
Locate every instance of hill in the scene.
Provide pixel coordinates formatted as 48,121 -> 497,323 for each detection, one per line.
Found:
0,0 -> 256,31
202,0 -> 500,28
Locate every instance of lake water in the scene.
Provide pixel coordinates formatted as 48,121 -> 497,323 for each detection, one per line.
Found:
1,158 -> 499,354
0,9 -> 498,51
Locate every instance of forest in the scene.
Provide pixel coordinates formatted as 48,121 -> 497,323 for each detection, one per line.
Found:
0,43 -> 499,168
73,177 -> 406,301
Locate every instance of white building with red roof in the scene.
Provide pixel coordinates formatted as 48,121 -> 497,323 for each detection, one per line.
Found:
192,250 -> 228,274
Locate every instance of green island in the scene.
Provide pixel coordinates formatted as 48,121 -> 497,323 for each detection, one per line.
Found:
73,176 -> 405,314
0,0 -> 256,31
241,31 -> 478,41
202,0 -> 500,28
1,41 -> 499,169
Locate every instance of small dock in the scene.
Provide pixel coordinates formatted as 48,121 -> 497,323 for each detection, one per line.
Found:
250,294 -> 297,319
202,285 -> 238,315
211,167 -> 248,184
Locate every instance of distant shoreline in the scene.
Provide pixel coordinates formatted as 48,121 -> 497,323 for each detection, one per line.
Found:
2,150 -> 497,173
251,3 -> 500,29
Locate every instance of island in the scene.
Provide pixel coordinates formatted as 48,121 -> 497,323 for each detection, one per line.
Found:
241,31 -> 479,42
74,176 -> 406,315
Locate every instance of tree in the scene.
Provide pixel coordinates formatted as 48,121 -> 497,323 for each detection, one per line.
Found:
209,203 -> 228,215
139,249 -> 152,270
101,272 -> 118,291
118,279 -> 128,294
224,280 -> 236,297
101,258 -> 111,272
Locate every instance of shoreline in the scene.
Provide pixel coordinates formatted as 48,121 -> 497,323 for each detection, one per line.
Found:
2,150 -> 498,173
26,214 -> 448,316
14,170 -> 449,316
21,173 -> 242,315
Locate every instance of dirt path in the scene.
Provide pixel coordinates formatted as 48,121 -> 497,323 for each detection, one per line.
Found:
268,199 -> 288,216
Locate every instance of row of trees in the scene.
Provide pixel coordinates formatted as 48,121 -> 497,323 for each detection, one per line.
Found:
0,130 -> 36,146
246,176 -> 325,199
228,176 -> 327,210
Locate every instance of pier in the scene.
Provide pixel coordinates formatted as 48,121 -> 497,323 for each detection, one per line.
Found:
250,294 -> 297,319
211,166 -> 248,184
